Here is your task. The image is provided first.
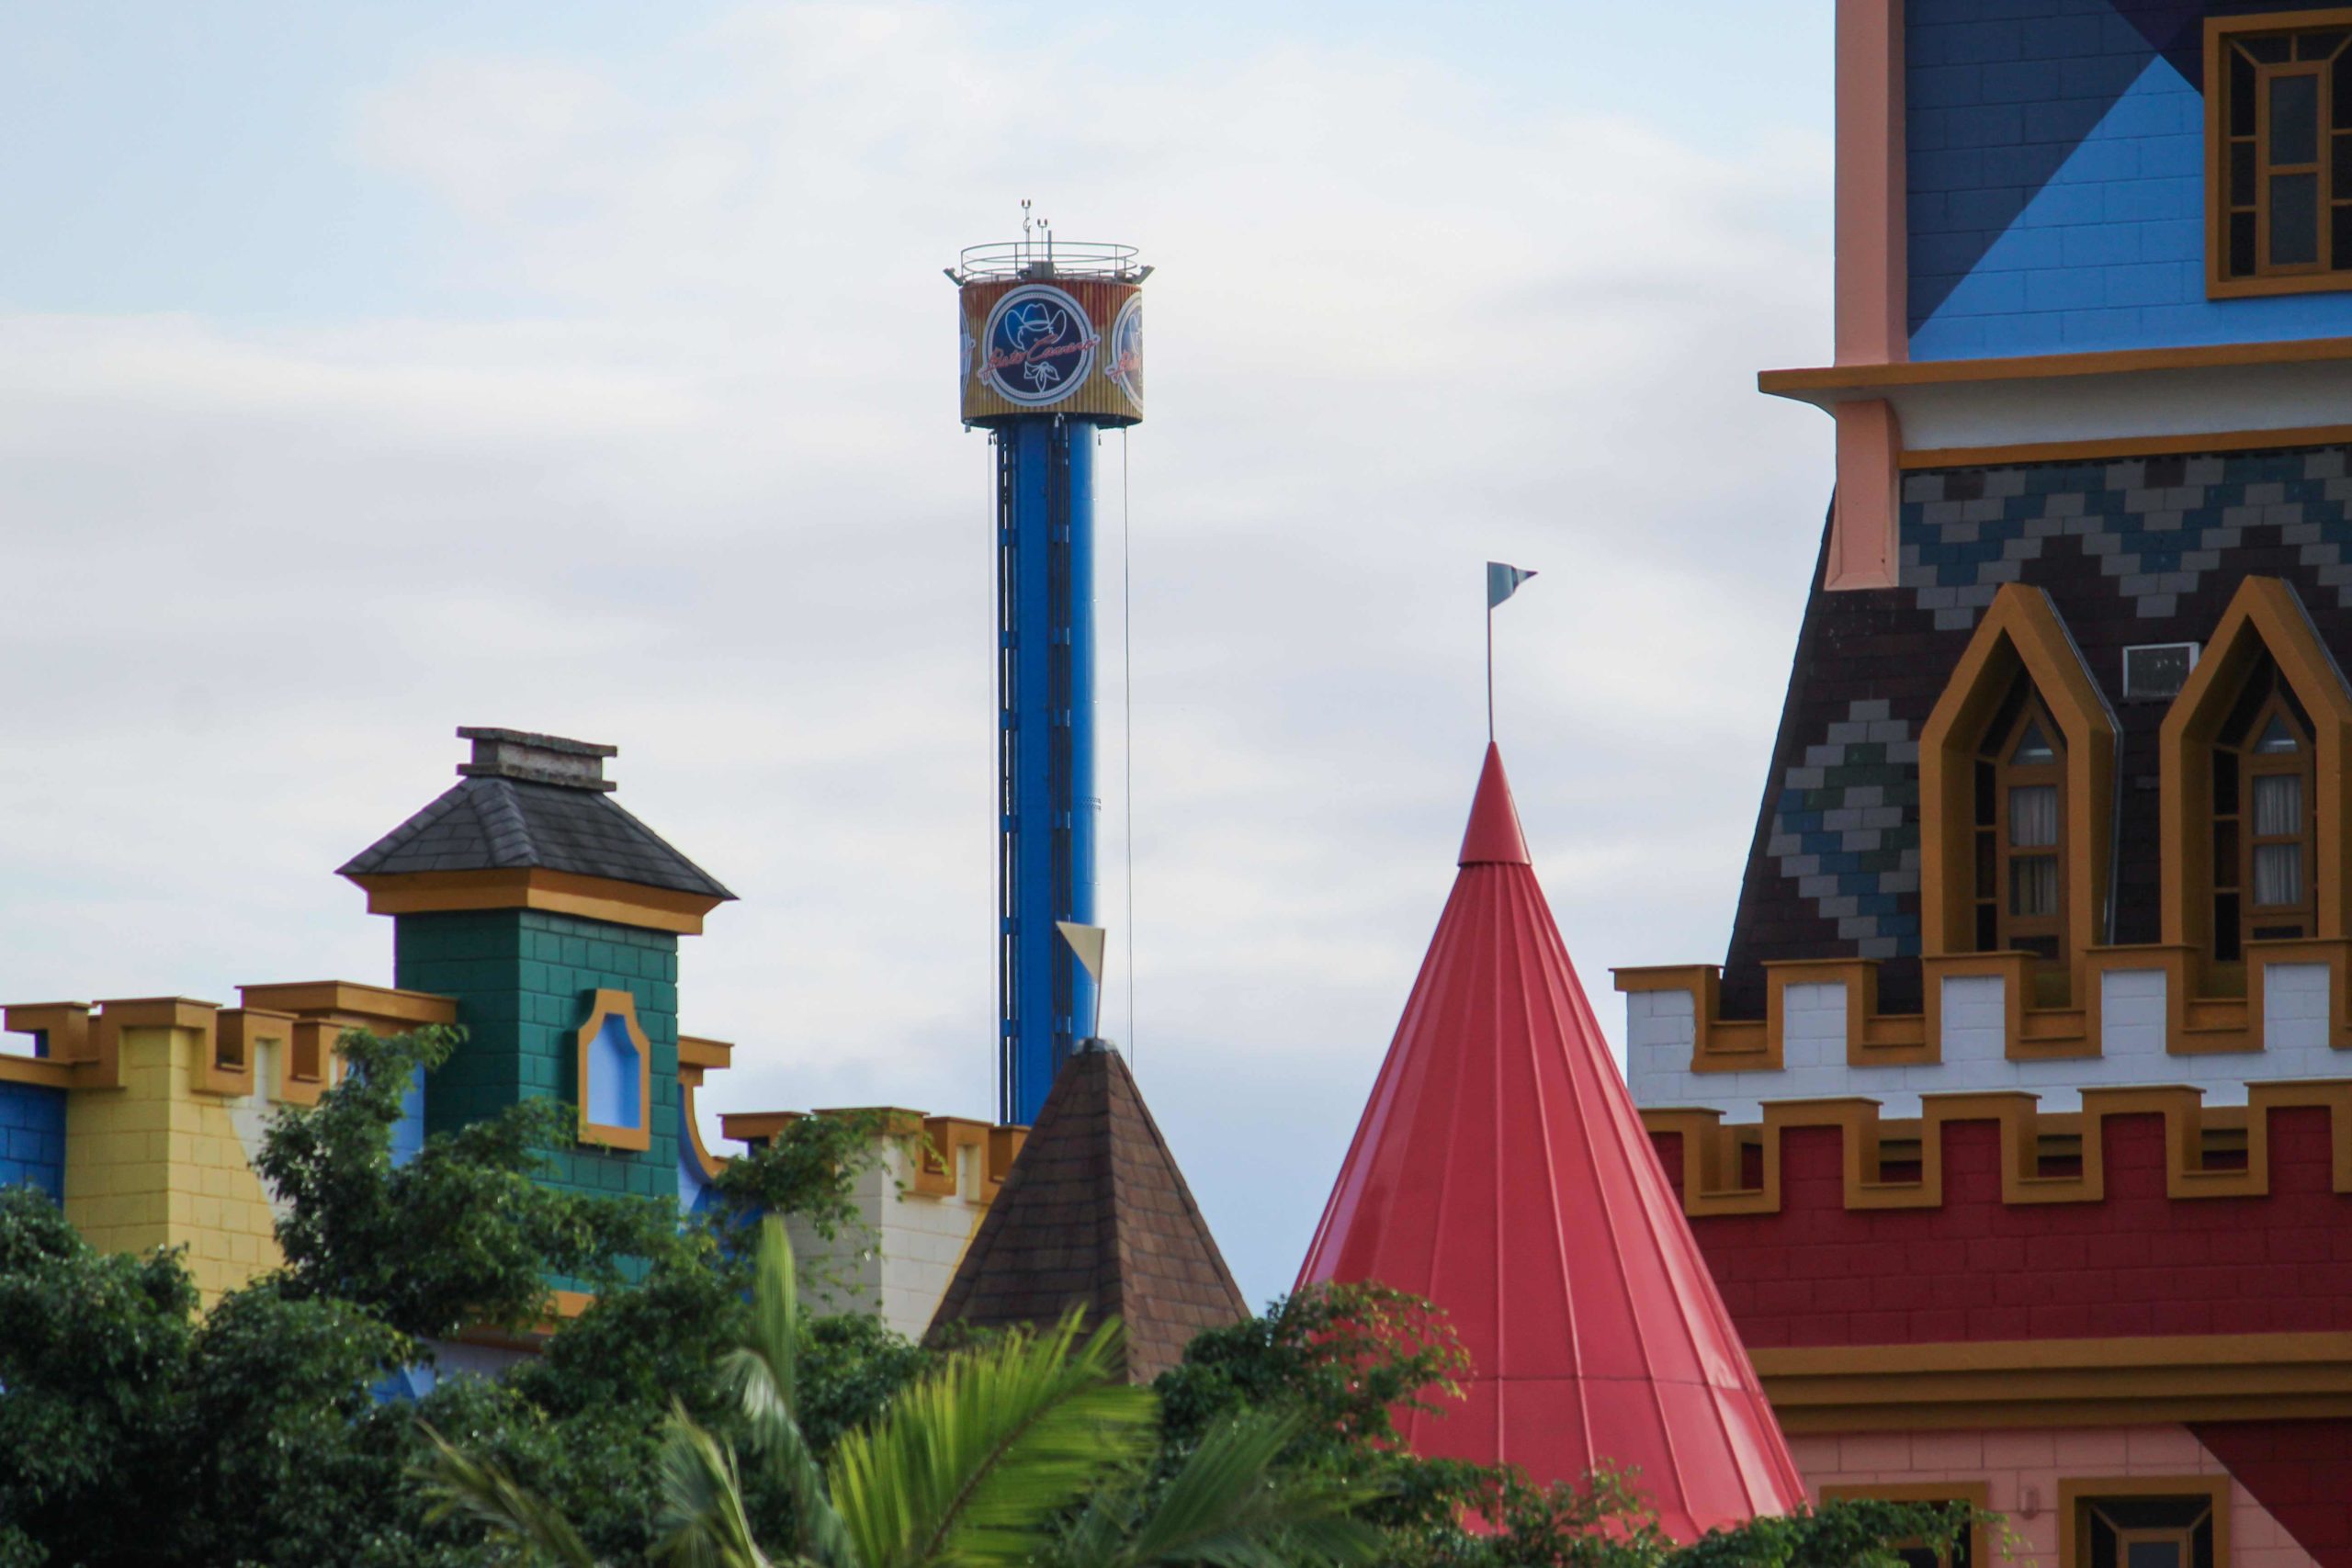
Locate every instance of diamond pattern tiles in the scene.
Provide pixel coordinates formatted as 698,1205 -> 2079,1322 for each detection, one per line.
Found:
1903,447 -> 2352,630
1766,701 -> 1922,960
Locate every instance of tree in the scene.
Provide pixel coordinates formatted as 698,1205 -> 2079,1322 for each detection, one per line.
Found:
429,1217 -> 1381,1568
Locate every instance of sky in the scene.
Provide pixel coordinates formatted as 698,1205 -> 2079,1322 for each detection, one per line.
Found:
0,1 -> 1838,1306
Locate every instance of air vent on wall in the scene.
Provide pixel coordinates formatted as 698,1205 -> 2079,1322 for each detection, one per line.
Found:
2123,642 -> 2199,702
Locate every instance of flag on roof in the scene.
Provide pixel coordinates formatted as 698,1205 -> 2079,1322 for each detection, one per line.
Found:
1296,743 -> 1805,1540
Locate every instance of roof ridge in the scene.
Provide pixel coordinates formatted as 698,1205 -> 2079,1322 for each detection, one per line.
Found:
469,776 -> 536,869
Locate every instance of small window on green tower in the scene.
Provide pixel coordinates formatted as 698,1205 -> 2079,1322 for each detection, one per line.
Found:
576,990 -> 653,1152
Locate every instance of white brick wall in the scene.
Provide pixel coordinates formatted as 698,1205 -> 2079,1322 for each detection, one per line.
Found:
791,1139 -> 993,1339
1626,962 -> 2350,1122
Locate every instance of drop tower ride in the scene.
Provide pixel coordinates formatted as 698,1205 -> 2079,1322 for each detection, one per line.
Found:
949,224 -> 1147,1126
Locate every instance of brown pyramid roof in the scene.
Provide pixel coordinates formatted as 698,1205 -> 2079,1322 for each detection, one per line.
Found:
929,1043 -> 1247,1382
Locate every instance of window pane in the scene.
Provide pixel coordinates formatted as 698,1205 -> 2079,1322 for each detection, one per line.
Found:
2336,201 -> 2352,269
2013,853 -> 2059,917
2127,1541 -> 2184,1568
2256,714 -> 2301,753
2338,49 -> 2352,128
2010,784 -> 2059,847
2012,718 -> 2057,763
2276,73 -> 2322,162
2301,30 -> 2347,62
2218,894 -> 2244,960
2234,51 -> 2260,135
1974,761 -> 1996,827
2234,140 -> 2260,205
2275,173 -> 2322,265
1976,830 -> 1997,898
2256,841 -> 2304,907
1975,903 -> 1998,952
2215,818 -> 2240,886
2232,210 -> 2259,276
2247,35 -> 2293,65
2255,771 -> 2304,834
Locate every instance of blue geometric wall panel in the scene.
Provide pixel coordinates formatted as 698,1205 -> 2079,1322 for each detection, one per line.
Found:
0,1080 -> 67,1201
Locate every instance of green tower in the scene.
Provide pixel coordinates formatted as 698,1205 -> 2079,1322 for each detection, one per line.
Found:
339,728 -> 734,1206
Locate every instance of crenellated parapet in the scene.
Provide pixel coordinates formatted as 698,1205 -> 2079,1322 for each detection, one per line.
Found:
1619,945 -> 2352,1122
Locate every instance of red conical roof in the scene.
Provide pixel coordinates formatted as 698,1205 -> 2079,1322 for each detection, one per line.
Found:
1296,746 -> 1804,1540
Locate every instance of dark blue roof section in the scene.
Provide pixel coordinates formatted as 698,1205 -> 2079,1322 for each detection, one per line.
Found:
338,776 -> 734,901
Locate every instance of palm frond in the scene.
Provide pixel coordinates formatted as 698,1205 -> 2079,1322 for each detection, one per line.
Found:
418,1421 -> 606,1568
1102,1413 -> 1384,1568
717,1217 -> 858,1568
653,1404 -> 775,1568
826,1311 -> 1155,1568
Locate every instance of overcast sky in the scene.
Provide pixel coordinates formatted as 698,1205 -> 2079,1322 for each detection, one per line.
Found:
1,2 -> 1838,1305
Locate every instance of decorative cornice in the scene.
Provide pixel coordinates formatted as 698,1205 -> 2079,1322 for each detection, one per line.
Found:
1756,1332 -> 2352,1431
346,868 -> 723,934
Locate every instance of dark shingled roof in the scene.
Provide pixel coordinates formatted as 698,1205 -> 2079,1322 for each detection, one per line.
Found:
929,1043 -> 1247,1382
338,776 -> 734,900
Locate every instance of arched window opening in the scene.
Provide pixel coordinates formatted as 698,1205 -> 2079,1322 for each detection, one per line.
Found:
1973,682 -> 2070,1004
2211,653 -> 2318,969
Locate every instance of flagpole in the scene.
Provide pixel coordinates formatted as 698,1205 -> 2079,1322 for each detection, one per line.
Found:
1486,603 -> 1495,742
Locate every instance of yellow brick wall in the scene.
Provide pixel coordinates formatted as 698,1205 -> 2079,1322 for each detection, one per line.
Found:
63,1025 -> 283,1303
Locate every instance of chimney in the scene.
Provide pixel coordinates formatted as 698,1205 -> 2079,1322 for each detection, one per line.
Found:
454,727 -> 618,793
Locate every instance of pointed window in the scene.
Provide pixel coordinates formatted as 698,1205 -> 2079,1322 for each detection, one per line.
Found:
2162,578 -> 2352,991
1922,584 -> 2117,1011
1973,689 -> 2069,990
2211,658 -> 2317,964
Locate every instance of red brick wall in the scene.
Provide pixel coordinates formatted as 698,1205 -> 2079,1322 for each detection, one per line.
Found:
2192,1420 -> 2352,1568
1654,1106 -> 2352,1348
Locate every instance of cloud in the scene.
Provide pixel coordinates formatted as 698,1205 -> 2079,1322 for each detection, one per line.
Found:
0,2 -> 1833,1302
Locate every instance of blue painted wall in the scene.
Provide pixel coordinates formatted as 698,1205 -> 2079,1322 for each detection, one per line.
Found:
0,1079 -> 67,1201
1908,0 -> 2352,358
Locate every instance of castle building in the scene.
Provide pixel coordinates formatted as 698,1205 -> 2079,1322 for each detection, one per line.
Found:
0,728 -> 1023,1333
1615,6 -> 2352,1567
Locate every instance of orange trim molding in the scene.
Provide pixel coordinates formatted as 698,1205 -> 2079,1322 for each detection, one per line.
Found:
2161,578 -> 2352,968
1920,584 -> 2118,1005
574,989 -> 653,1153
1762,1336 -> 2352,1433
1762,333 -> 2352,398
346,868 -> 723,935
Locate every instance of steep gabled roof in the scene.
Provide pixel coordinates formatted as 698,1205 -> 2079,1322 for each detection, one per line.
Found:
1297,744 -> 1805,1540
930,1043 -> 1247,1382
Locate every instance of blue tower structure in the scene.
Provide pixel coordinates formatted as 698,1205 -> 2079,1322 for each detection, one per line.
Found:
950,230 -> 1147,1125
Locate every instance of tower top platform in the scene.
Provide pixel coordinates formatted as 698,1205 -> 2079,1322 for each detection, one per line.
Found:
946,239 -> 1148,285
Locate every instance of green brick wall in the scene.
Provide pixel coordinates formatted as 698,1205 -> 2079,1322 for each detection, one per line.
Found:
393,908 -> 681,1206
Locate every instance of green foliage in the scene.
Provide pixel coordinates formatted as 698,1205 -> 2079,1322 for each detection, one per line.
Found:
1152,1282 -> 1981,1568
260,1025 -> 693,1339
707,1108 -> 894,1243
433,1220 -> 1382,1568
0,1027 -> 1984,1568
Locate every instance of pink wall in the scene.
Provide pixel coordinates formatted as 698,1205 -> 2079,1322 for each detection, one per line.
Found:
1789,1426 -> 2314,1568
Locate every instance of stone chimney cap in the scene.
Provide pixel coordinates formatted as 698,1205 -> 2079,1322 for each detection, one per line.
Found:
456,727 -> 618,793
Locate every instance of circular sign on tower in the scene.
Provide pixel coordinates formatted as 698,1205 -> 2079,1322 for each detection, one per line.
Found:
980,285 -> 1098,406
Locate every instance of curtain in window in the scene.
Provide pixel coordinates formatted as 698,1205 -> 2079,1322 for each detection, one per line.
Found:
2254,772 -> 2303,835
2009,785 -> 2058,848
2012,855 -> 2059,918
2253,773 -> 2305,908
